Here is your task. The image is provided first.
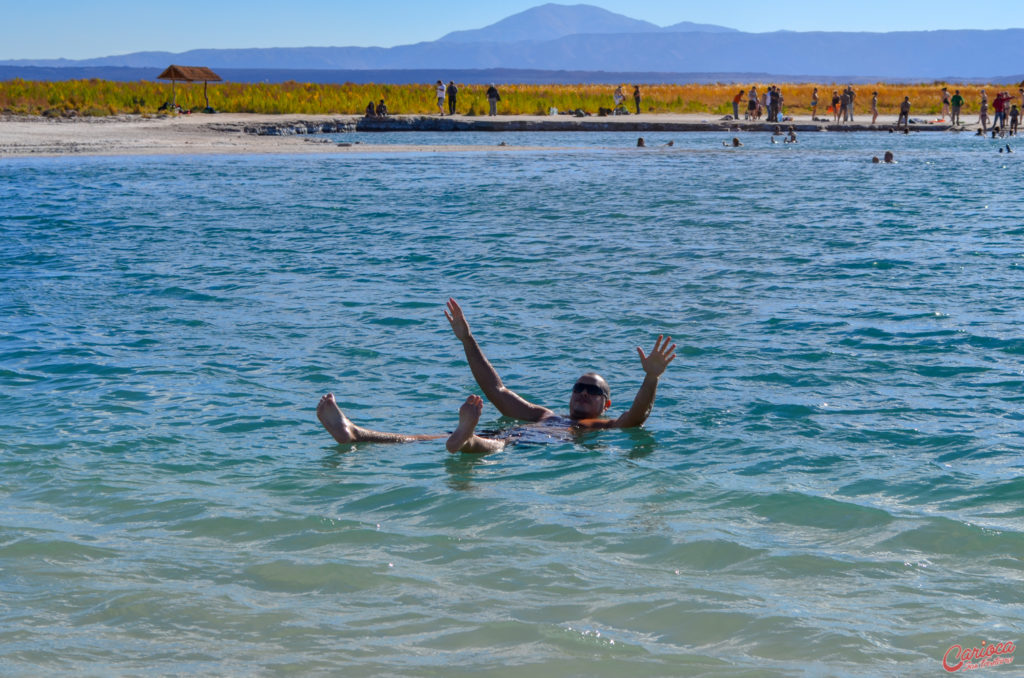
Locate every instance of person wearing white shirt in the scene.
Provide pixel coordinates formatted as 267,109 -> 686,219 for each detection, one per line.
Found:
435,80 -> 446,115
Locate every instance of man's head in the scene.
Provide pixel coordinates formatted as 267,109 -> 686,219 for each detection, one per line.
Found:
568,372 -> 611,420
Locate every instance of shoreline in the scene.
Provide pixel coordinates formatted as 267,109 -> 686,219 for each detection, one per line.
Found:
0,112 -> 986,158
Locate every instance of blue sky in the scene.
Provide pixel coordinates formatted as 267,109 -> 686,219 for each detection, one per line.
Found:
6,0 -> 1024,60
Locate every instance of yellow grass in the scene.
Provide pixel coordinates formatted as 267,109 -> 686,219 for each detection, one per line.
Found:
0,79 -> 1011,117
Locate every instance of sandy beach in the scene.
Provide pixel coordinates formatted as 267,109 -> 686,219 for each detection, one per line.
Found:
0,112 -> 978,158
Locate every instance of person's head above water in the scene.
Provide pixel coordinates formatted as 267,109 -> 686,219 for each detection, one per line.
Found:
568,372 -> 611,419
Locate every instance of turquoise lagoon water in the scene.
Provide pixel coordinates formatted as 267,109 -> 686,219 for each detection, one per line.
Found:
1,132 -> 1023,676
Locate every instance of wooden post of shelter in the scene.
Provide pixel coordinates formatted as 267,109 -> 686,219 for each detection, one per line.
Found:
156,65 -> 223,110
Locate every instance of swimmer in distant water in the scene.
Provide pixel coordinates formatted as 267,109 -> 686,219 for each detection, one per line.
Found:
316,298 -> 676,453
637,137 -> 646,147
884,150 -> 894,163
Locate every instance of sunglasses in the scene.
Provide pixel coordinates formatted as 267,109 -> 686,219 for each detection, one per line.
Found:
572,382 -> 607,397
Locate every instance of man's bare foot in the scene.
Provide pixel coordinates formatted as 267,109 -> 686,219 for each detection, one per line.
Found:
317,393 -> 359,444
446,395 -> 483,453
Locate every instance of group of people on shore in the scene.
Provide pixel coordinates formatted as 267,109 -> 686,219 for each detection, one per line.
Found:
363,80 -> 504,118
976,89 -> 1021,135
898,88 -> 1020,134
733,86 -> 791,122
727,84 -> 1024,132
432,81 -> 502,116
613,85 -> 643,114
363,99 -> 389,118
362,82 -> 1024,129
435,80 -> 458,115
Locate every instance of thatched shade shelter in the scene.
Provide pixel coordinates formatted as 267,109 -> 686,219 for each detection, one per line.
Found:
157,65 -> 223,108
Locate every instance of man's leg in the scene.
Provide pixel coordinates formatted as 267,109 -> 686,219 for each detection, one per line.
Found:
446,395 -> 506,454
317,393 -> 445,444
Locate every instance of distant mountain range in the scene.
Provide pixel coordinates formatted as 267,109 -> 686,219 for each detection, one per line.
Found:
435,4 -> 737,43
3,3 -> 1024,82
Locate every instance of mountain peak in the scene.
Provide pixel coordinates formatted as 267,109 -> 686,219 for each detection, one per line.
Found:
438,3 -> 663,43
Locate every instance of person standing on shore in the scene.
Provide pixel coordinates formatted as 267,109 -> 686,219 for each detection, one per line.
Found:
748,87 -> 759,120
839,89 -> 851,123
435,80 -> 446,115
763,88 -> 773,122
810,88 -> 819,119
446,81 -> 458,115
898,96 -> 911,130
1010,104 -> 1020,136
950,89 -> 964,126
732,89 -> 744,120
979,90 -> 989,133
871,91 -> 879,125
831,90 -> 841,123
633,86 -> 642,115
486,84 -> 500,116
941,87 -> 951,119
847,86 -> 856,121
994,91 -> 1009,129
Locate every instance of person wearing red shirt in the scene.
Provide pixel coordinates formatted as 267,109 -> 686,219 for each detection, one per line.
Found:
733,90 -> 745,120
993,92 -> 1007,129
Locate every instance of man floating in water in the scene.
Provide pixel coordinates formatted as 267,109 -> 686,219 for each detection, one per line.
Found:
316,298 -> 676,453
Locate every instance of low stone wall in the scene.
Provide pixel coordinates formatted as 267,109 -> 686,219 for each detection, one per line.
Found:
238,120 -> 357,136
237,115 -> 953,136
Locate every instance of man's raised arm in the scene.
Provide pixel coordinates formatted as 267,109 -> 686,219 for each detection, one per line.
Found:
445,298 -> 552,422
613,335 -> 676,429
